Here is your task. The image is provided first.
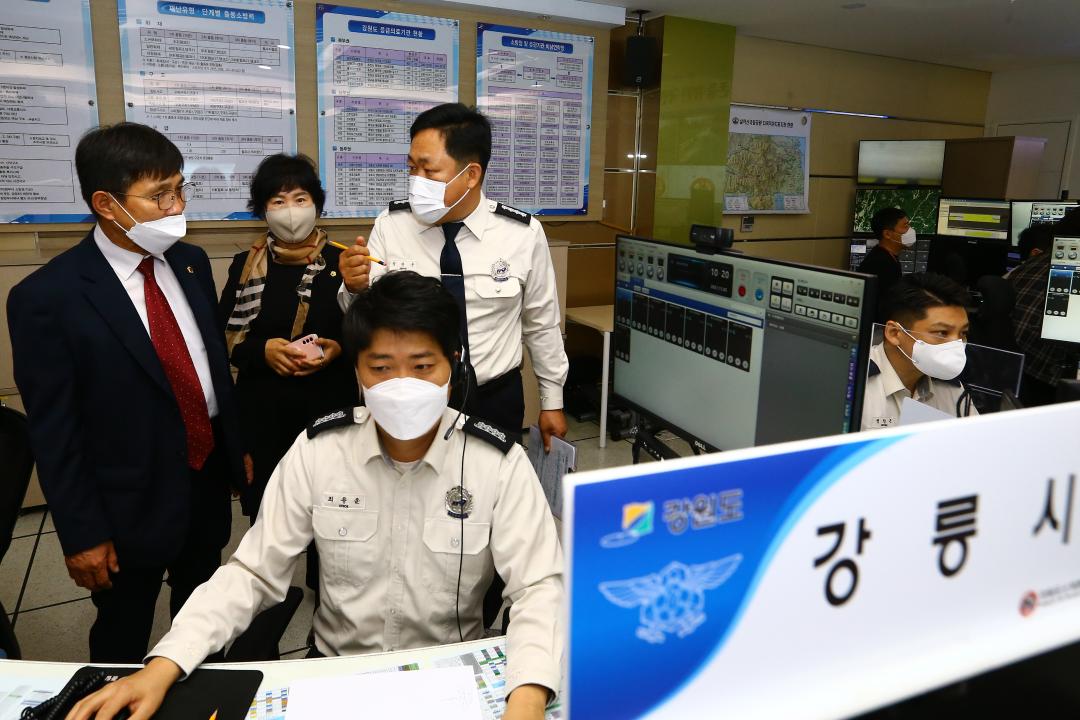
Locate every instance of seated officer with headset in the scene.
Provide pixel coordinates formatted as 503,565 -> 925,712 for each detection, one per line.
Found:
861,273 -> 977,430
67,271 -> 563,720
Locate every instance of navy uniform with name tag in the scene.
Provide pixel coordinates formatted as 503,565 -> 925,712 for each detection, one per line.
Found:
148,405 -> 564,700
337,193 -> 569,432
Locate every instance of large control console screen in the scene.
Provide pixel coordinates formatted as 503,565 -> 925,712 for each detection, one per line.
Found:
614,236 -> 877,451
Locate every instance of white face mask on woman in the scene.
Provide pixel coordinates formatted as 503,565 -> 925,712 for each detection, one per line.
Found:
266,205 -> 317,243
109,194 -> 187,255
407,164 -> 474,225
362,376 -> 449,440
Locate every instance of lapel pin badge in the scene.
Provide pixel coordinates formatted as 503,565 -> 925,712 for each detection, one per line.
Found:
186,265 -> 195,274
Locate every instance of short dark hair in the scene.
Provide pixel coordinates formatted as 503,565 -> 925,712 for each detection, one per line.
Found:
1017,224 -> 1055,261
871,207 -> 908,240
75,123 -> 184,214
410,103 -> 491,172
342,271 -> 461,365
885,272 -> 971,327
247,153 -> 326,219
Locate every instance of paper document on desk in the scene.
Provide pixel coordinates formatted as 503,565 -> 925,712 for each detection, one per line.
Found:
527,425 -> 576,519
246,686 -> 288,720
0,677 -> 68,720
899,397 -> 954,426
286,666 -> 481,718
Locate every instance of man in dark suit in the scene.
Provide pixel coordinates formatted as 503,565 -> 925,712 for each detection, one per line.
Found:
7,123 -> 246,662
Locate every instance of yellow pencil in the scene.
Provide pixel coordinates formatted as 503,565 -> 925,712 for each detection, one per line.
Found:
328,240 -> 386,265
208,711 -> 218,720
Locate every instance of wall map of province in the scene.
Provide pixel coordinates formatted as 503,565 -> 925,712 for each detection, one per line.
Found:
724,134 -> 807,211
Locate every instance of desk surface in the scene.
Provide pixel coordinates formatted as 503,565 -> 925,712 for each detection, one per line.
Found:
565,304 -> 613,333
0,636 -> 496,687
0,639 -> 557,716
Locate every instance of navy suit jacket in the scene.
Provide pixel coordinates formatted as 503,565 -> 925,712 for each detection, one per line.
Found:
7,231 -> 244,568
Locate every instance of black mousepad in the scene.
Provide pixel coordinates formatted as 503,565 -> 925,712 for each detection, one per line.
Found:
70,665 -> 263,720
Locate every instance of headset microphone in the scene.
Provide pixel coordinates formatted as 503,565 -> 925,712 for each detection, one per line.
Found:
444,351 -> 469,440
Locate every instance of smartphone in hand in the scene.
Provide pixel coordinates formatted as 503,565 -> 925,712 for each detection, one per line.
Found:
286,334 -> 324,361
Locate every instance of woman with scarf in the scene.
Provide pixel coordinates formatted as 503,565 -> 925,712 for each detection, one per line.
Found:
219,153 -> 357,522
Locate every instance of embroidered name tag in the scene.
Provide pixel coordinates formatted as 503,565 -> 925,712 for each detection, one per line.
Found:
321,493 -> 366,510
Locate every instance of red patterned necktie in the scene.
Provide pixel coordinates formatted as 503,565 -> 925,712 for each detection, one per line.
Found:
137,257 -> 214,470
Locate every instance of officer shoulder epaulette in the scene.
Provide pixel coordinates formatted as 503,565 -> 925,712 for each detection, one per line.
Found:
493,202 -> 532,225
463,416 -> 515,454
388,199 -> 410,212
307,407 -> 358,438
868,359 -> 881,377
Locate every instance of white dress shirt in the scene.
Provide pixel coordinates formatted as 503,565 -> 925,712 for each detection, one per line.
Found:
93,224 -> 218,417
338,193 -> 569,410
860,342 -> 975,430
149,407 -> 564,699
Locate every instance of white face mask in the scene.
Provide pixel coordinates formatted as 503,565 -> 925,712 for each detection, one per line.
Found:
407,164 -> 473,225
109,194 -> 186,255
896,326 -> 967,381
266,205 -> 317,243
362,376 -> 449,440
900,227 -> 918,247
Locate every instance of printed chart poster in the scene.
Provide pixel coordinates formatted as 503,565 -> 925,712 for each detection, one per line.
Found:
724,106 -> 811,214
316,5 -> 458,218
0,0 -> 98,223
477,24 -> 593,215
118,0 -> 297,220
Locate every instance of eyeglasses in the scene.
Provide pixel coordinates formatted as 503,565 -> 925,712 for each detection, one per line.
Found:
114,182 -> 196,210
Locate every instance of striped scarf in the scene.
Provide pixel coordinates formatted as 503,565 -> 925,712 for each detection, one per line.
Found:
224,228 -> 328,355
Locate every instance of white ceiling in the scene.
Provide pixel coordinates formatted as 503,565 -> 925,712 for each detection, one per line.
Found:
589,0 -> 1080,72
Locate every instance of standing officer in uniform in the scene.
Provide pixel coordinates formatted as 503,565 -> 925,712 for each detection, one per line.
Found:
7,123 -> 245,663
337,103 -> 569,450
67,271 -> 563,720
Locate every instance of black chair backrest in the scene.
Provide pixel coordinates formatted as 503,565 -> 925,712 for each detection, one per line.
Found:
0,405 -> 34,563
970,274 -> 1019,352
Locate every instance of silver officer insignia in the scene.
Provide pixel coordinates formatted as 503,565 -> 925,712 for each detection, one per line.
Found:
445,486 -> 474,519
490,258 -> 511,282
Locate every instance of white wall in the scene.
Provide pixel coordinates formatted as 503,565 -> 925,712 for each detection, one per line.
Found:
985,61 -> 1080,198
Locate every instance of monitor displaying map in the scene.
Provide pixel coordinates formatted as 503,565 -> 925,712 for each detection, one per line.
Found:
852,187 -> 941,236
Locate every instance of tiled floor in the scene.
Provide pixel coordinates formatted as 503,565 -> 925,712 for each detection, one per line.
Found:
1,415 -> 647,664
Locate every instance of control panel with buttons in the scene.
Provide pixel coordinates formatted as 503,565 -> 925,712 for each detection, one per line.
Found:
1041,237 -> 1080,343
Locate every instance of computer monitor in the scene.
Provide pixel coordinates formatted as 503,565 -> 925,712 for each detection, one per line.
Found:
614,235 -> 877,451
936,198 -> 1011,241
857,140 -> 946,186
926,236 -> 1009,287
1040,236 -> 1080,343
853,187 -> 941,236
1009,200 -> 1080,245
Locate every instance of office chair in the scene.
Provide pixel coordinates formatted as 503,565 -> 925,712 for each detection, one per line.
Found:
223,585 -> 305,662
970,274 -> 1018,352
0,404 -> 35,660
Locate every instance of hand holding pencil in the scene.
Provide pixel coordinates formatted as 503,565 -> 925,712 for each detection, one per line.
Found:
333,235 -> 384,293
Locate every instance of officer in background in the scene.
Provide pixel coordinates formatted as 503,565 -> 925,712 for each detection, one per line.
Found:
66,271 -> 562,720
858,206 -> 915,323
338,103 -> 569,451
